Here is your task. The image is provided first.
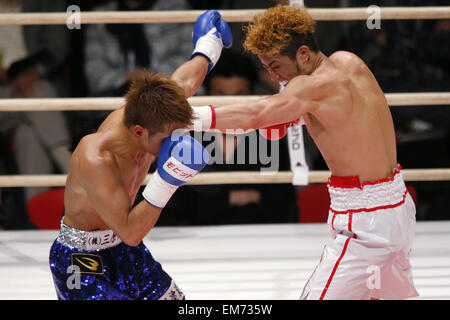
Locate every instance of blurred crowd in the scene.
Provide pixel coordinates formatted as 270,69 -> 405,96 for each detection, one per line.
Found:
0,0 -> 448,230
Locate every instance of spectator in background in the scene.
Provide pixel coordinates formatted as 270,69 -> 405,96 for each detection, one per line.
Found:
76,0 -> 194,146
84,0 -> 194,96
0,53 -> 72,205
0,0 -> 71,229
21,0 -> 70,97
0,0 -> 28,88
160,51 -> 298,226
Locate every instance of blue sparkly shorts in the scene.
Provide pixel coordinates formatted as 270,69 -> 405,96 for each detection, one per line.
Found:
49,220 -> 184,300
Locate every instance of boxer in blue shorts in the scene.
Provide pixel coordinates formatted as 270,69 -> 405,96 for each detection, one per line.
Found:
49,10 -> 232,300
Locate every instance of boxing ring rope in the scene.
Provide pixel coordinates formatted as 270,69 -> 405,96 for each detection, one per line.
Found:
0,6 -> 449,188
1,169 -> 450,188
0,92 -> 449,111
0,95 -> 449,189
0,7 -> 450,25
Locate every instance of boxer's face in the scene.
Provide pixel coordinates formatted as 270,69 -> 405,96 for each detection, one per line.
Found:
145,123 -> 186,156
147,131 -> 170,156
259,54 -> 300,86
259,46 -> 312,86
132,125 -> 171,156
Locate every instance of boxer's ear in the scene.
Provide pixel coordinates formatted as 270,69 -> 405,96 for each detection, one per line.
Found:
133,125 -> 145,137
296,45 -> 310,64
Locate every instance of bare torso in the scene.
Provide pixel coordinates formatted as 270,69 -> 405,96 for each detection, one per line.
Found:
302,51 -> 397,182
63,108 -> 154,231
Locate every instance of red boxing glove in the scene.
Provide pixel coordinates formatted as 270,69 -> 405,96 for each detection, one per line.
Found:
260,123 -> 287,141
260,118 -> 300,141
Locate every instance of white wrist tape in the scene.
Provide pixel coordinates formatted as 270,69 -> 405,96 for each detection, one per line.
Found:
192,28 -> 223,69
189,106 -> 214,131
142,170 -> 178,208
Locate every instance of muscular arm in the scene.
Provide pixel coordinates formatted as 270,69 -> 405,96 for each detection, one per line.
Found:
214,75 -> 321,131
214,73 -> 351,131
171,55 -> 210,98
214,94 -> 310,131
81,156 -> 160,247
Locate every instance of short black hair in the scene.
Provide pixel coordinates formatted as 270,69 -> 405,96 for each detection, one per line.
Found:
6,49 -> 50,81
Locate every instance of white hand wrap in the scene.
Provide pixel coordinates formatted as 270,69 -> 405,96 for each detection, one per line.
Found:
142,171 -> 178,209
188,105 -> 215,131
192,28 -> 223,69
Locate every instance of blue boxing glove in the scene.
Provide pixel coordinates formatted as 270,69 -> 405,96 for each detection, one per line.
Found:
142,134 -> 209,208
191,10 -> 233,73
218,18 -> 233,48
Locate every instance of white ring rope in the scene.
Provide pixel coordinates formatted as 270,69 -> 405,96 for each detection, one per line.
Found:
0,92 -> 449,112
1,169 -> 450,188
0,7 -> 449,25
0,93 -> 448,186
0,7 -> 448,187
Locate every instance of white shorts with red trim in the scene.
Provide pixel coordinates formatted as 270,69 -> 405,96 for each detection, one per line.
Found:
300,165 -> 419,300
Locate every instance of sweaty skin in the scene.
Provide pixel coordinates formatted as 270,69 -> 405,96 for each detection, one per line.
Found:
63,56 -> 209,246
214,50 -> 397,183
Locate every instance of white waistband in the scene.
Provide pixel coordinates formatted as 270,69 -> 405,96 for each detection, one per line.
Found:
57,219 -> 122,251
328,172 -> 407,213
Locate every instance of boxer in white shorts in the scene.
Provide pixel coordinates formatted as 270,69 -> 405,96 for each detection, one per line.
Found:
300,164 -> 418,300
188,6 -> 419,299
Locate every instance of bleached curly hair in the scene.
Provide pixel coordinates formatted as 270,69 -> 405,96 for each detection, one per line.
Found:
243,5 -> 319,58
